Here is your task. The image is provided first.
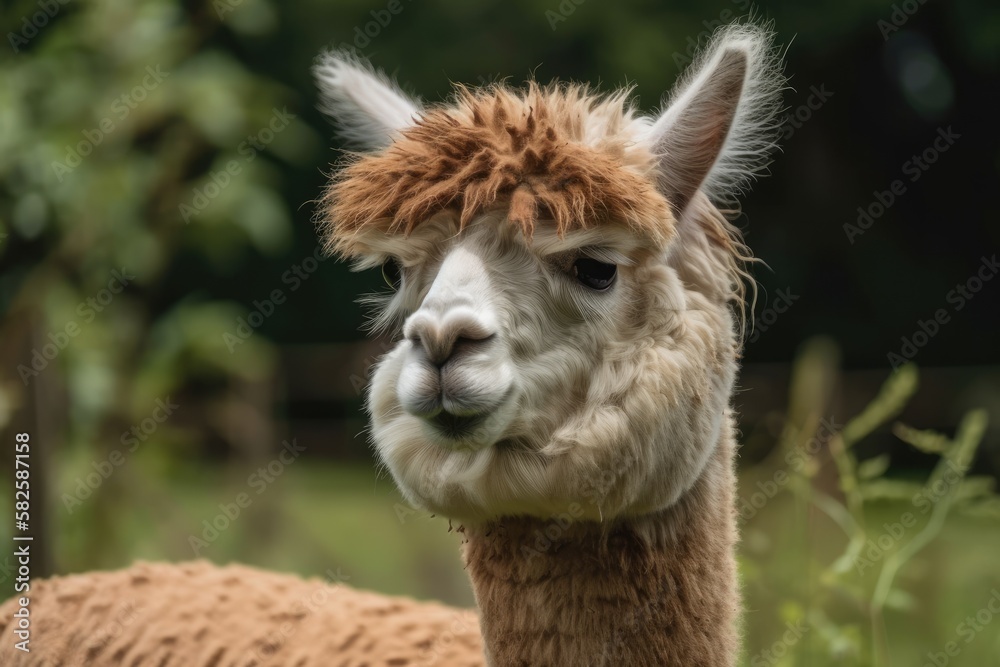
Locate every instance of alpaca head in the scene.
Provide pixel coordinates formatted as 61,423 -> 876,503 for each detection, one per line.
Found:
316,24 -> 783,524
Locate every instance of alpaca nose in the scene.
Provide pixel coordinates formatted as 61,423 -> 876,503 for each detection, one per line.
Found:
405,312 -> 496,367
403,244 -> 500,367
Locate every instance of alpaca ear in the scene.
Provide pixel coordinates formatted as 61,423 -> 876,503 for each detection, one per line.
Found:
313,50 -> 422,150
647,24 -> 783,216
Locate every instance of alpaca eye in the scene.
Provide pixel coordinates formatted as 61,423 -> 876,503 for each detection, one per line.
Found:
382,259 -> 402,290
573,257 -> 616,290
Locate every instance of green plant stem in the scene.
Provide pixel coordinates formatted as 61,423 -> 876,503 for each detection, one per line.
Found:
869,410 -> 988,667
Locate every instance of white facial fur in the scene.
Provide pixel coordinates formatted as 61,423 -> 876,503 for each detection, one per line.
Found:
396,242 -> 516,449
359,214 -> 735,523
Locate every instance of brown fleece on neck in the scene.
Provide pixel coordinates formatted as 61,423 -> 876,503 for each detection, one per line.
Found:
322,83 -> 674,257
463,432 -> 739,667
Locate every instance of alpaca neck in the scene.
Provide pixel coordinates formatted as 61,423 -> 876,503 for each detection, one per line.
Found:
462,435 -> 739,667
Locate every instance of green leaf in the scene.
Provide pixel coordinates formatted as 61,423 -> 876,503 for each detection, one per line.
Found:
954,476 -> 997,503
884,588 -> 918,611
947,410 -> 989,471
893,422 -> 949,454
859,478 -> 924,501
842,365 -> 919,447
959,498 -> 1000,519
858,454 -> 891,480
812,617 -> 863,660
927,410 -> 989,491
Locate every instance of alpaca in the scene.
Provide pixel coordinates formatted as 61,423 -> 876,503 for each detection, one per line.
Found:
316,21 -> 782,665
0,21 -> 783,666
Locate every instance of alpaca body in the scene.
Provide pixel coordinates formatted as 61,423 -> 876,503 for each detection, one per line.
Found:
0,561 -> 484,666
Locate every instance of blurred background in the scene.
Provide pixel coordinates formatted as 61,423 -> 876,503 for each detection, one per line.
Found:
1,0 -> 999,664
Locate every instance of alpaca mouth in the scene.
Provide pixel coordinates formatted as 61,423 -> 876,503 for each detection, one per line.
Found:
427,411 -> 488,439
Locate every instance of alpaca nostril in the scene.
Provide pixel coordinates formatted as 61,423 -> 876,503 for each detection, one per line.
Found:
408,326 -> 496,368
430,328 -> 493,368
450,333 -> 496,357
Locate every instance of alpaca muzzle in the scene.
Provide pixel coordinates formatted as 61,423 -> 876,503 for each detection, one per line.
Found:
396,244 -> 516,448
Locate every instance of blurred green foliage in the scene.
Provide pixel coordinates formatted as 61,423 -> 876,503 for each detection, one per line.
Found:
1,0 -> 322,568
1,0 -> 307,426
739,341 -> 1000,665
